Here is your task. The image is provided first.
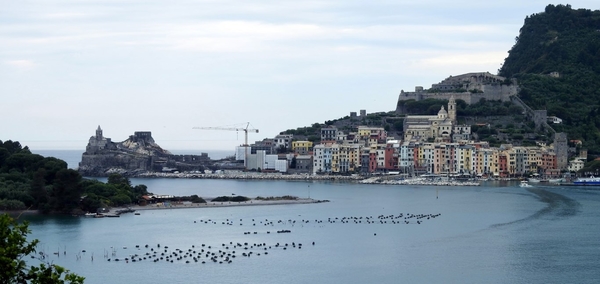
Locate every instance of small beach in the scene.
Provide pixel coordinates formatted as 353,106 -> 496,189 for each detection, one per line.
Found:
107,198 -> 325,215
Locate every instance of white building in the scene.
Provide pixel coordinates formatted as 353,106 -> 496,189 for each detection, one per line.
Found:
568,158 -> 585,172
313,144 -> 333,174
400,141 -> 415,170
246,150 -> 266,170
236,146 -> 250,161
265,154 -> 279,170
275,160 -> 288,173
274,134 -> 293,150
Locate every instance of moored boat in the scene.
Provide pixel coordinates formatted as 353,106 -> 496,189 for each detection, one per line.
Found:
548,178 -> 565,184
573,176 -> 600,185
519,181 -> 533,187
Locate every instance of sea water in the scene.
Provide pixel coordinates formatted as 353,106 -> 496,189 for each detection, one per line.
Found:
21,150 -> 600,284
20,179 -> 600,284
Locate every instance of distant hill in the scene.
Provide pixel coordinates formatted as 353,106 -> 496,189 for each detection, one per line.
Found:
283,4 -> 600,154
499,4 -> 600,154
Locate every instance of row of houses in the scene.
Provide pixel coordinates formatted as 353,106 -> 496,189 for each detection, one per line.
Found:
312,139 -> 573,178
235,125 -> 575,178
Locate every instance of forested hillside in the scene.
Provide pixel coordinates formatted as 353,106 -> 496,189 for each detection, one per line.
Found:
0,140 -> 149,213
499,4 -> 600,154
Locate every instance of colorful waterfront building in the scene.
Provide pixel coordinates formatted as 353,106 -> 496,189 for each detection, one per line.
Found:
292,141 -> 313,155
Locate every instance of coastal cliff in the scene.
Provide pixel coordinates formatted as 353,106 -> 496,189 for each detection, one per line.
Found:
78,126 -> 218,176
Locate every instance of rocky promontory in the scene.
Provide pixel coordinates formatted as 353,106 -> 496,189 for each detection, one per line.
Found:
78,126 -> 232,176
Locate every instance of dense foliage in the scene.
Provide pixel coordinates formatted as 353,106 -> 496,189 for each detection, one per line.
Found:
0,140 -> 149,214
285,98 -> 526,143
397,98 -> 524,117
212,195 -> 250,202
79,174 -> 150,213
0,214 -> 84,283
189,195 -> 207,203
499,4 -> 600,154
255,195 -> 298,200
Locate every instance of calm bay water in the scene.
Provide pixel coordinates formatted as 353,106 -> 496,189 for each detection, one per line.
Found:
20,150 -> 600,283
21,180 -> 600,284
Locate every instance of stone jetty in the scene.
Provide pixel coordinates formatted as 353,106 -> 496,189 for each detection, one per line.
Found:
132,171 -> 480,186
360,177 -> 480,186
136,171 -> 364,181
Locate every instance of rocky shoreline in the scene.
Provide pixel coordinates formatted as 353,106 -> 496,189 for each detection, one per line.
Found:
360,177 -> 481,186
131,171 -> 482,186
134,171 -> 364,181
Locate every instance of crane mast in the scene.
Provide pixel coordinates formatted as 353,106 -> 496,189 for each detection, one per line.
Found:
192,122 -> 259,169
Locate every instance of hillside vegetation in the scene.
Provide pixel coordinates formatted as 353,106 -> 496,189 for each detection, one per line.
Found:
0,140 -> 149,213
283,99 -> 533,147
285,5 -> 600,155
499,4 -> 600,154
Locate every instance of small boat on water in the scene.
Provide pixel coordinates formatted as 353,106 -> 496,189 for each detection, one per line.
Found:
528,178 -> 541,183
548,178 -> 565,184
519,181 -> 533,188
573,176 -> 600,185
84,212 -> 96,217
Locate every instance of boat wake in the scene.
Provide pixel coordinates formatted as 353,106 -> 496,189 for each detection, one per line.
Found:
490,188 -> 580,229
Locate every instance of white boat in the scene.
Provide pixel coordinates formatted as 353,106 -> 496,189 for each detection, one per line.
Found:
84,213 -> 96,217
528,178 -> 541,183
573,176 -> 600,185
548,178 -> 564,184
519,181 -> 533,187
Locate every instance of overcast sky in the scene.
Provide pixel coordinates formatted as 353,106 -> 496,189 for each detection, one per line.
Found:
1,1 -> 598,153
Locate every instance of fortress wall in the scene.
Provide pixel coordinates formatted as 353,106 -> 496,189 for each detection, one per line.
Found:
479,84 -> 518,99
396,84 -> 517,114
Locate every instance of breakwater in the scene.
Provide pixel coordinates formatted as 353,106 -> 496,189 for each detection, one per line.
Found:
133,171 -> 480,186
360,177 -> 480,186
136,172 -> 364,181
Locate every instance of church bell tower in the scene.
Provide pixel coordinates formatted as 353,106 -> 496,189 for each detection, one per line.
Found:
96,125 -> 103,140
448,96 -> 457,124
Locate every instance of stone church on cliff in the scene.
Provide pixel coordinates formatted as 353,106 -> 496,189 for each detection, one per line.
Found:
403,96 -> 471,142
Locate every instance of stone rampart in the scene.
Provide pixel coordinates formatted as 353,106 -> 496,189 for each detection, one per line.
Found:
396,72 -> 518,114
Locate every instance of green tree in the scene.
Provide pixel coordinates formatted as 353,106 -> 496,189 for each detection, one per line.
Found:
0,214 -> 85,283
0,148 -> 10,168
393,121 -> 404,131
29,169 -> 48,210
189,195 -> 206,203
50,169 -> 83,213
107,174 -> 131,189
110,194 -> 132,206
80,193 -> 102,213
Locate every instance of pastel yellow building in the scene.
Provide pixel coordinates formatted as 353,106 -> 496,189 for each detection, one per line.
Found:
331,144 -> 340,173
292,141 -> 313,154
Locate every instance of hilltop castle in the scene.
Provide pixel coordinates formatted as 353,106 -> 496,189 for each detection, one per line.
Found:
396,72 -> 518,114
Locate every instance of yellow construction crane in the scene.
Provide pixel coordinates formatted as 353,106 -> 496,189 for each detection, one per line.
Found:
192,122 -> 259,169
